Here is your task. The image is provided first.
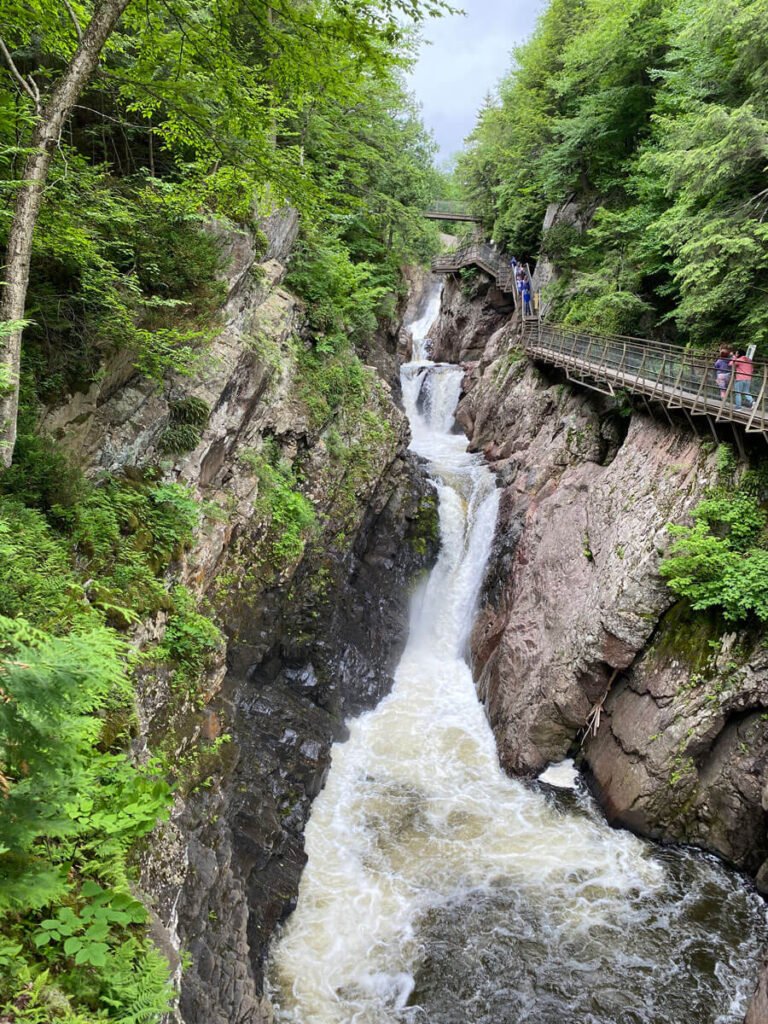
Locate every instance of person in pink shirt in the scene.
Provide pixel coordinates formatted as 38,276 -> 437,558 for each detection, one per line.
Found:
732,348 -> 755,409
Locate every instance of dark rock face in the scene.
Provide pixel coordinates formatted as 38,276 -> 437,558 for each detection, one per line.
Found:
174,453 -> 436,1024
430,275 -> 507,364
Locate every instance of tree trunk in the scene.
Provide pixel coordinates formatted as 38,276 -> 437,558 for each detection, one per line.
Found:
0,0 -> 132,467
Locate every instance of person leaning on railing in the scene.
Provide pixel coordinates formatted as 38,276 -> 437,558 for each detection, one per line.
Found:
733,348 -> 755,409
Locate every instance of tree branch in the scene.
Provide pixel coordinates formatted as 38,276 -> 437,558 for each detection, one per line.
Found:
0,37 -> 41,113
73,103 -> 151,130
62,0 -> 84,41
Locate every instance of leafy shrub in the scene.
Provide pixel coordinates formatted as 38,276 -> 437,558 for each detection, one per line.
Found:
0,588 -> 177,1019
241,446 -> 317,566
0,478 -> 200,633
286,233 -> 390,353
157,586 -> 222,687
297,344 -> 370,428
563,291 -> 654,337
20,166 -> 225,405
0,420 -> 85,518
0,503 -> 85,627
661,486 -> 768,621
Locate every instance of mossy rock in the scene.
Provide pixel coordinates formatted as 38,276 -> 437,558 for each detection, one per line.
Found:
408,491 -> 440,555
651,599 -> 727,677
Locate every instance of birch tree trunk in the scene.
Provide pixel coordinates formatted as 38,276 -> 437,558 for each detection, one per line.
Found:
0,0 -> 132,467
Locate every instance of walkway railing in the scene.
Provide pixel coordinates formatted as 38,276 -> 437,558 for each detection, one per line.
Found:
524,321 -> 768,436
431,238 -> 766,438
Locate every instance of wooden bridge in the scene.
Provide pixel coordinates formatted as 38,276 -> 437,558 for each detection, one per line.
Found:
432,242 -> 768,446
422,201 -> 482,223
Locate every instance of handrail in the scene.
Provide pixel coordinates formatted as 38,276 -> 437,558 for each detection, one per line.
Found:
425,200 -> 473,216
422,200 -> 482,222
525,321 -> 767,435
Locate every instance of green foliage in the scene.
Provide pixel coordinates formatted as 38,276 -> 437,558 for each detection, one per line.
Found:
661,478 -> 768,621
157,396 -> 211,455
0,618 -> 173,1018
287,234 -> 391,354
297,345 -> 371,428
156,585 -> 222,688
242,446 -> 318,567
0,471 -> 211,1017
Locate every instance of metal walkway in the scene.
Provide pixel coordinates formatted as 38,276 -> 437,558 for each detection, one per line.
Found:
432,242 -> 768,444
432,241 -> 523,308
523,321 -> 768,442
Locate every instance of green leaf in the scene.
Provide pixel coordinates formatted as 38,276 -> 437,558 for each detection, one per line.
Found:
84,921 -> 110,942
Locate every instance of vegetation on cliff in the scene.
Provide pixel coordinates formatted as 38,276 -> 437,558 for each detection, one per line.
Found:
661,447 -> 768,622
458,0 -> 768,346
0,0 -> 445,1017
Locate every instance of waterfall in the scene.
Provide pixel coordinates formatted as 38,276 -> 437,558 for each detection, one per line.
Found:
267,277 -> 768,1024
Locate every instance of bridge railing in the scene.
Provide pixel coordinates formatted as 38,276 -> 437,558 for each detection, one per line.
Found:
526,321 -> 768,433
424,200 -> 478,218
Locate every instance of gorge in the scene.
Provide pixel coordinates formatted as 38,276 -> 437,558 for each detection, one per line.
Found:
263,276 -> 768,1024
4,0 -> 768,1018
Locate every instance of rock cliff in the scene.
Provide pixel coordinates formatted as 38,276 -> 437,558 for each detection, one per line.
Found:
43,211 -> 437,1023
432,272 -> 768,934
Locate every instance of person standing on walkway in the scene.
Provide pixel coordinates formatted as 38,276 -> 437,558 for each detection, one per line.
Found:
522,282 -> 532,316
732,348 -> 755,409
714,348 -> 733,400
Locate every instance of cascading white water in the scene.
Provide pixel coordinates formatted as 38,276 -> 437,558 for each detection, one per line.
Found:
267,278 -> 768,1024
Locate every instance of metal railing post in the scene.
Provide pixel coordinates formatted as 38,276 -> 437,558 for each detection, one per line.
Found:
746,366 -> 768,433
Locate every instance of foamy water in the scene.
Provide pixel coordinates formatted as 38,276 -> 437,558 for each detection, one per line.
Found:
267,278 -> 768,1024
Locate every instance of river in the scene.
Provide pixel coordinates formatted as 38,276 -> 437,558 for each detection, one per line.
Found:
267,280 -> 768,1024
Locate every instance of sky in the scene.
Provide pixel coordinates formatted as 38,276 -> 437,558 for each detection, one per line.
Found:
406,0 -> 541,164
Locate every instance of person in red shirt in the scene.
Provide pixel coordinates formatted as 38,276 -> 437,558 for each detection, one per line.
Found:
732,348 -> 755,409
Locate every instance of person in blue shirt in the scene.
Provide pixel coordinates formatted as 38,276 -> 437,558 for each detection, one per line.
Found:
522,282 -> 532,316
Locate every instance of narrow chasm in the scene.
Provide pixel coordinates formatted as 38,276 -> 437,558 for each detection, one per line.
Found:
263,276 -> 768,1024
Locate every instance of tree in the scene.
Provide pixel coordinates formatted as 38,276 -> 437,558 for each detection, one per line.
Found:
0,0 -> 133,468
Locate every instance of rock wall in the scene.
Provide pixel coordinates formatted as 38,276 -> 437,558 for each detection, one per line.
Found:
45,212 -> 437,1023
433,271 -> 768,886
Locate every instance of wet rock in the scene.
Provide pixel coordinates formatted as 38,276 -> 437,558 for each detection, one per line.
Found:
430,276 -> 508,363
174,447 -> 435,1022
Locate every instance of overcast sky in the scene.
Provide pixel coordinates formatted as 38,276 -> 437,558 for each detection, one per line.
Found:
406,0 -> 542,164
